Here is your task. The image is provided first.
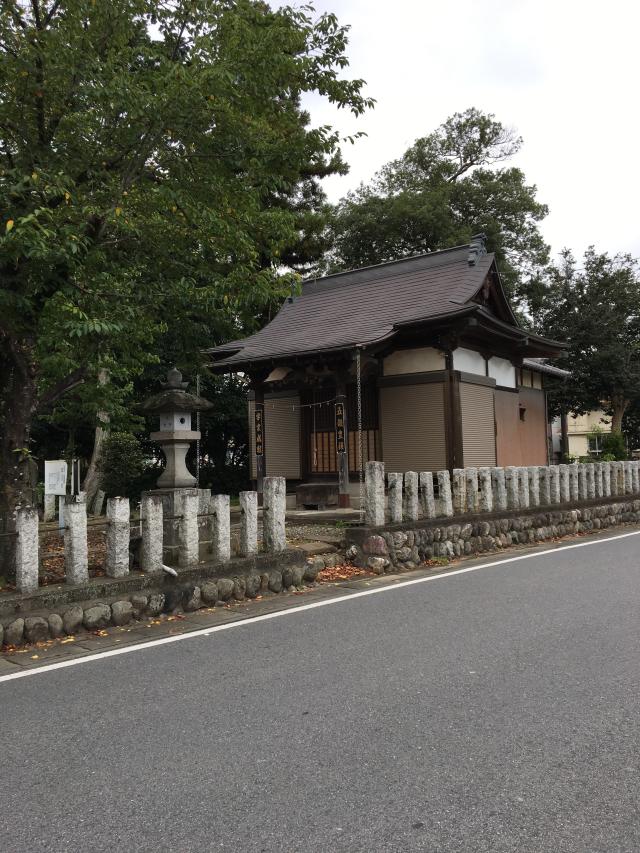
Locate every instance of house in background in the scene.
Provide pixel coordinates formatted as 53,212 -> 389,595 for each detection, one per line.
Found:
208,236 -> 565,507
551,410 -> 612,461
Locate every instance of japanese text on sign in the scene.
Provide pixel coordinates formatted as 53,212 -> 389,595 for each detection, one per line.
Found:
335,402 -> 346,454
254,408 -> 264,456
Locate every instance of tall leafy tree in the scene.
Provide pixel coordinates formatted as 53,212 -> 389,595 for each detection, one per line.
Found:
531,248 -> 640,434
0,0 -> 372,522
326,108 -> 549,300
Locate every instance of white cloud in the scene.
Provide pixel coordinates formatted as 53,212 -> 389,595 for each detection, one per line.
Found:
279,0 -> 640,262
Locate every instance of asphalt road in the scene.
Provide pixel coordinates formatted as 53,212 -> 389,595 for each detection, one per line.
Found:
2,532 -> 640,852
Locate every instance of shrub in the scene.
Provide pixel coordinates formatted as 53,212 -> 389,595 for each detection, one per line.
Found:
601,431 -> 627,461
99,432 -> 148,500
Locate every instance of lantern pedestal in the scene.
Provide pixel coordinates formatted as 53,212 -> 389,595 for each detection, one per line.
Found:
150,430 -> 200,489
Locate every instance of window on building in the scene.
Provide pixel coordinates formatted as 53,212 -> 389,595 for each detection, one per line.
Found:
588,435 -> 603,456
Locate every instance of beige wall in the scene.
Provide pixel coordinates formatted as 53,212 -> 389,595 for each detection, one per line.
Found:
460,382 -> 496,466
379,383 -> 447,472
383,347 -> 445,376
249,396 -> 301,479
567,409 -> 611,435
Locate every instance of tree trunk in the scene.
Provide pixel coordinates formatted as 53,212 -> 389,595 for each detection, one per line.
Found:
82,368 -> 110,510
0,339 -> 38,580
610,395 -> 628,434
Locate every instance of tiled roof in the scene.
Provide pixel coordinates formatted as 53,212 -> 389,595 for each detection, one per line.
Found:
209,244 -> 498,367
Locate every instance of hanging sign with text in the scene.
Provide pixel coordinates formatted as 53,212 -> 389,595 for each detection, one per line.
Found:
254,408 -> 264,456
335,402 -> 346,454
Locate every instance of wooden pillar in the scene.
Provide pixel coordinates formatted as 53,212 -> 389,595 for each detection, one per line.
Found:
560,407 -> 569,462
335,381 -> 350,508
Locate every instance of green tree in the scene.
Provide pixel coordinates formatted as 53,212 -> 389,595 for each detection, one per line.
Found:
99,431 -> 147,500
531,248 -> 640,435
0,0 -> 372,525
326,108 -> 549,301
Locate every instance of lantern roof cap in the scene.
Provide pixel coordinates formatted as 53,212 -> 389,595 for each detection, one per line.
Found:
140,368 -> 214,415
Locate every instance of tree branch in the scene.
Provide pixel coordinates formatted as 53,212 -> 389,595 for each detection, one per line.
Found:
37,366 -> 87,410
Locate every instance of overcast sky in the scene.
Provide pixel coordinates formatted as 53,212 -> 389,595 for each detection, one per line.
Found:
282,0 -> 640,265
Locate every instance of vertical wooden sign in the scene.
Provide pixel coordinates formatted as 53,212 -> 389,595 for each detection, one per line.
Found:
335,402 -> 346,454
254,408 -> 264,456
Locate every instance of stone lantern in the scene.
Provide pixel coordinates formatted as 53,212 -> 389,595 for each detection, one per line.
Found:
141,367 -> 213,488
141,368 -> 214,566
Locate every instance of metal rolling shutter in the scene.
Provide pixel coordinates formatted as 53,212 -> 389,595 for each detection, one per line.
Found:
460,383 -> 496,467
380,383 -> 447,472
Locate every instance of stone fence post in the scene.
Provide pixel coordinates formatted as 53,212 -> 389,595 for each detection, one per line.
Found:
633,461 -> 640,495
569,465 -> 579,502
549,465 -> 561,504
388,473 -> 403,523
559,465 -> 570,504
478,467 -> 493,513
505,467 -> 519,510
625,461 -> 633,495
239,491 -> 258,557
437,470 -> 453,517
538,466 -> 550,506
419,472 -> 436,519
141,494 -> 163,573
586,463 -> 595,500
491,467 -> 507,512
263,477 -> 286,553
15,506 -> 39,594
594,463 -> 603,499
365,461 -> 385,527
465,468 -> 478,513
600,462 -> 610,497
178,491 -> 199,567
211,494 -> 231,562
528,467 -> 540,507
578,465 -> 588,501
43,494 -> 56,523
452,469 -> 466,515
65,495 -> 89,585
404,471 -> 419,522
106,497 -> 130,578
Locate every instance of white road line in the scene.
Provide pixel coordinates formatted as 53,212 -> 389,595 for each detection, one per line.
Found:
1,528 -> 639,685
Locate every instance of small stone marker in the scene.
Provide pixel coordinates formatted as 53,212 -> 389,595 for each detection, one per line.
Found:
93,489 -> 106,516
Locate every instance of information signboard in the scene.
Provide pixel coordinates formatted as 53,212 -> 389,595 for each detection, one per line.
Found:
44,460 -> 68,496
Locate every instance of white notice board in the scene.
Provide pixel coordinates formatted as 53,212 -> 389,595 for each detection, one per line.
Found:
45,460 -> 68,495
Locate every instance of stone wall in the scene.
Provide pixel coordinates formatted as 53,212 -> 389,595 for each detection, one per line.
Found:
0,548 -> 318,650
346,499 -> 640,574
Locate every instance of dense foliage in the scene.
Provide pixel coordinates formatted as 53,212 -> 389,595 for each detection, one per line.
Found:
0,0 -> 372,519
531,248 -> 640,434
326,108 -> 549,302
